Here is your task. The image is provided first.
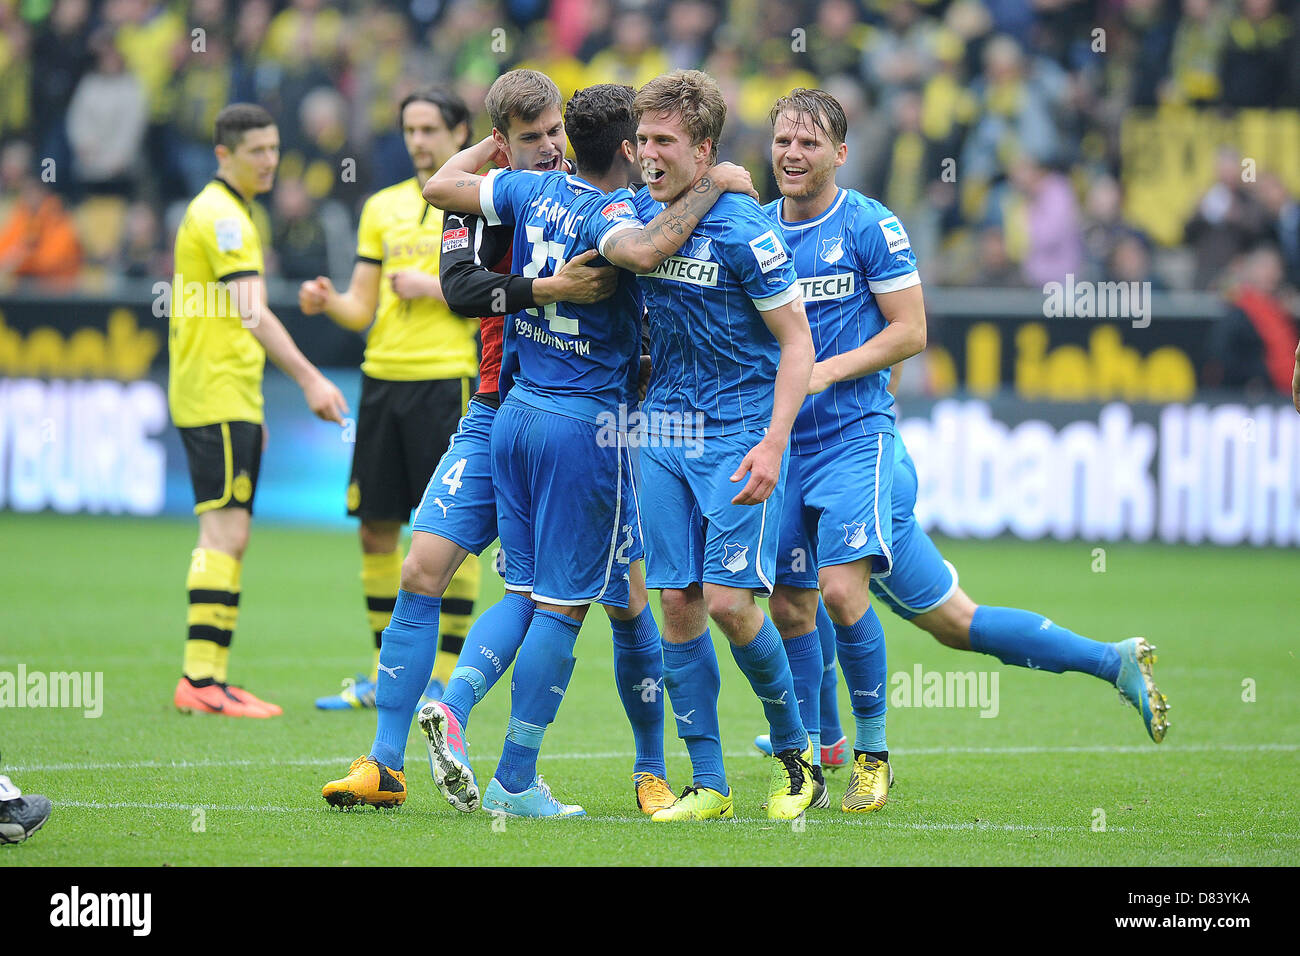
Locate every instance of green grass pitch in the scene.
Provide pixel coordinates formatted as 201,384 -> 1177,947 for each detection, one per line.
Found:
2,512 -> 1296,866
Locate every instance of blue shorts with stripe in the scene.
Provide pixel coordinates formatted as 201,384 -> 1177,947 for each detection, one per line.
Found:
867,436 -> 959,619
411,398 -> 499,555
490,398 -> 639,608
639,431 -> 785,594
775,431 -> 895,589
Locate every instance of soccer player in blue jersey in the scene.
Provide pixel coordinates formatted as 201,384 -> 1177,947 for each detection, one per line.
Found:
627,71 -> 817,822
420,83 -> 759,817
759,88 -> 928,813
757,367 -> 1171,753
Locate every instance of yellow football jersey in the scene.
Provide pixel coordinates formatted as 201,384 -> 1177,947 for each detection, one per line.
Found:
168,178 -> 267,428
356,178 -> 479,382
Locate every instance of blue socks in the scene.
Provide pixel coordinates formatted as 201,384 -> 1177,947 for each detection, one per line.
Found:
609,606 -> 666,778
371,590 -> 441,770
781,628 -> 823,765
729,616 -> 807,754
493,609 -> 581,793
661,630 -> 726,793
441,591 -> 535,729
834,606 -> 888,755
816,599 -> 842,744
970,606 -> 1121,683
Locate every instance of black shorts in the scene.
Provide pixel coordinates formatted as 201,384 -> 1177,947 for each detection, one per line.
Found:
179,421 -> 264,515
348,374 -> 471,522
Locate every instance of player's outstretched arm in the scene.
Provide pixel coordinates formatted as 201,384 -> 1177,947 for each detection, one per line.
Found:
731,296 -> 814,505
298,260 -> 381,332
809,284 -> 927,394
602,163 -> 758,274
422,136 -> 504,213
231,275 -> 349,424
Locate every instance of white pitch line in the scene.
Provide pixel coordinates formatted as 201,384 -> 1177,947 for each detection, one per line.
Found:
9,741 -> 1297,773
46,802 -> 1300,840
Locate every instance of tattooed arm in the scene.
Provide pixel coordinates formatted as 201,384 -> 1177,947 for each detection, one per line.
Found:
422,136 -> 504,212
601,163 -> 759,274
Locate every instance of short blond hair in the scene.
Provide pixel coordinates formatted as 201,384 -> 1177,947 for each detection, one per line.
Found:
485,69 -> 562,137
633,70 -> 725,163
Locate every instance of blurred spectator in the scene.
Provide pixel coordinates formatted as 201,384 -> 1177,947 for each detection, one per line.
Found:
960,34 -> 1062,185
170,31 -> 233,197
66,28 -> 148,197
861,0 -> 940,112
0,142 -> 83,287
269,177 -> 329,279
977,222 -> 1024,287
1007,156 -> 1083,286
1205,245 -> 1299,396
116,200 -> 169,279
29,0 -> 93,196
1220,0 -> 1296,108
1107,233 -> 1165,289
1258,172 -> 1300,290
1184,147 -> 1273,289
280,87 -> 365,211
0,7 -> 32,144
1163,0 -> 1229,105
664,0 -> 718,72
587,11 -> 670,87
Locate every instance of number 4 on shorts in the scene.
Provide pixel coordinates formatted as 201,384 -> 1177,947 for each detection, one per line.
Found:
441,458 -> 467,496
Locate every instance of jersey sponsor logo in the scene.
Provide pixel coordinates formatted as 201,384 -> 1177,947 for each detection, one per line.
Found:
798,273 -> 855,302
748,230 -> 788,272
819,236 -> 844,264
213,218 -> 243,253
442,226 -> 470,252
688,235 -> 713,260
878,216 -> 910,253
646,255 -> 719,286
601,199 -> 634,220
843,521 -> 868,549
722,542 -> 749,573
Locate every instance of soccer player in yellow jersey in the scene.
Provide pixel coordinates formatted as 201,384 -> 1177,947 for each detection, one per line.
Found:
171,103 -> 349,717
299,89 -> 481,711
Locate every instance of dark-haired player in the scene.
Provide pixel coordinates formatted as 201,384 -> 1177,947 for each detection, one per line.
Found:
300,89 -> 483,718
171,103 -> 348,718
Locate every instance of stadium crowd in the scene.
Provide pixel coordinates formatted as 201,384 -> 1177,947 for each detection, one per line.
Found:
0,0 -> 1298,300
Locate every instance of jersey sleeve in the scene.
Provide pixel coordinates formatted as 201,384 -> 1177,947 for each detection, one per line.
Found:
586,189 -> 645,258
718,199 -> 800,311
855,204 -> 920,294
439,213 -> 538,317
479,168 -> 546,228
202,208 -> 263,282
354,193 -> 384,264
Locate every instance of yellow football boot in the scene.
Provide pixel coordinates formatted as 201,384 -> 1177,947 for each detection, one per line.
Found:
633,772 -> 676,815
322,755 -> 406,809
842,754 -> 893,813
651,785 -> 735,821
767,744 -> 816,820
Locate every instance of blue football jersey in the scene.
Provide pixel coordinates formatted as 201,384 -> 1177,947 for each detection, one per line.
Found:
763,188 -> 920,454
480,168 -> 645,423
631,187 -> 800,438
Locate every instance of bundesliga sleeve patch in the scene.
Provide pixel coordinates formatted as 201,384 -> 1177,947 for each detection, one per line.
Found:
214,218 -> 243,253
878,216 -> 911,253
442,225 -> 470,252
748,230 -> 788,273
601,200 -> 634,221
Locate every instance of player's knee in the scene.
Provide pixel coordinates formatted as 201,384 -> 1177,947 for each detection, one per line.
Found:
399,551 -> 444,597
704,589 -> 752,637
820,579 -> 868,625
768,587 -> 816,636
359,521 -> 399,554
